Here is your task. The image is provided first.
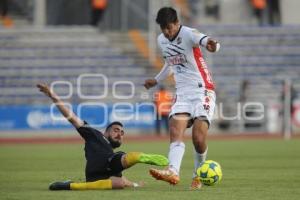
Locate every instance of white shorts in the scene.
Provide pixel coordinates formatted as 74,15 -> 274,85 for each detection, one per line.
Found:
169,89 -> 216,125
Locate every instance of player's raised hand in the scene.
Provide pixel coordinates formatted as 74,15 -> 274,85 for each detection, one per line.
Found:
37,83 -> 54,98
144,79 -> 158,90
206,39 -> 220,53
37,83 -> 83,128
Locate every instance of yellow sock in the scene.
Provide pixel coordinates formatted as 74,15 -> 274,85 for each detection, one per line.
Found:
124,152 -> 142,167
70,179 -> 112,190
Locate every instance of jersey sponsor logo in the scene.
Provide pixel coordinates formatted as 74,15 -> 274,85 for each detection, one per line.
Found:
193,47 -> 215,90
166,54 -> 187,66
199,57 -> 208,69
198,57 -> 214,85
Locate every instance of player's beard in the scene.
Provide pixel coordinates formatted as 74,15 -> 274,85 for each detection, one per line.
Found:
108,136 -> 121,148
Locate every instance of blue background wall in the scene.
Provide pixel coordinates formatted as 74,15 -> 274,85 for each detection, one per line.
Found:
0,104 -> 155,130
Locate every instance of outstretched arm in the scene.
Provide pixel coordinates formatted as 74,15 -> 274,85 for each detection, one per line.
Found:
37,83 -> 84,129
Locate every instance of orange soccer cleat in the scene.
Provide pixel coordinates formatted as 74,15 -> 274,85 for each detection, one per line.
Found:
190,177 -> 202,190
149,168 -> 180,185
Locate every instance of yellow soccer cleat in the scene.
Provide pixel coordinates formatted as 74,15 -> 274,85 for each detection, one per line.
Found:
149,168 -> 180,185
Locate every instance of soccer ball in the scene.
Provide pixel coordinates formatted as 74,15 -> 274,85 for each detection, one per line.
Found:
196,160 -> 222,186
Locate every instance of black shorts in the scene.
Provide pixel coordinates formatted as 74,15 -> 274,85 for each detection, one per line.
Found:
86,151 -> 125,182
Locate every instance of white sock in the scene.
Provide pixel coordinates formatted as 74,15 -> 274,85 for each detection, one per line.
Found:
168,142 -> 185,175
192,147 -> 208,178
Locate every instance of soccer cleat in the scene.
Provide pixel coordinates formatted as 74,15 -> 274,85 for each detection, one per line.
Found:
149,168 -> 180,185
190,177 -> 202,190
49,180 -> 73,190
138,153 -> 169,166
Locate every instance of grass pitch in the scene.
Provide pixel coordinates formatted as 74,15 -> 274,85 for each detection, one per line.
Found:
0,138 -> 300,200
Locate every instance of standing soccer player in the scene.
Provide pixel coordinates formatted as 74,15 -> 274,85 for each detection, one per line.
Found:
144,7 -> 220,189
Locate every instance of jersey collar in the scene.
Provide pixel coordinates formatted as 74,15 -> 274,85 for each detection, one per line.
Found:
168,25 -> 182,42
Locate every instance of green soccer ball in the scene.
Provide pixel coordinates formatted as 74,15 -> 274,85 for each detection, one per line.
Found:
196,160 -> 222,186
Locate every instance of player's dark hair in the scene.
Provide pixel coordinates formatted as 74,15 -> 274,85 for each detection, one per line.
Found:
156,7 -> 178,29
105,121 -> 123,132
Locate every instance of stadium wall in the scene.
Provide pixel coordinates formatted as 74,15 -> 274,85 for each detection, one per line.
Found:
0,104 -> 155,131
281,0 -> 300,25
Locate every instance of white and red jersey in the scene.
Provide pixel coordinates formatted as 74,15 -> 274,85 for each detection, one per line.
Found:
155,25 -> 215,91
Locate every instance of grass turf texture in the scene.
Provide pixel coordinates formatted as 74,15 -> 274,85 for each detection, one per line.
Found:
1,139 -> 300,200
